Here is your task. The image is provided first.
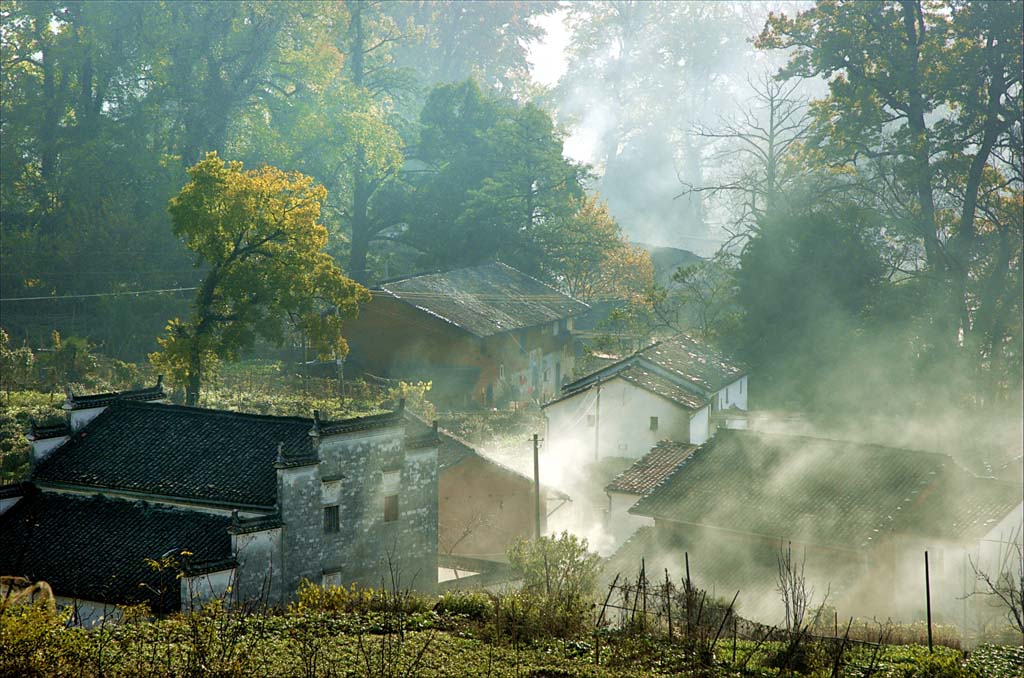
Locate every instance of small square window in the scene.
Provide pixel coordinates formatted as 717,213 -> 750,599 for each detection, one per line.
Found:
586,414 -> 596,427
323,505 -> 340,533
649,416 -> 659,431
384,494 -> 399,522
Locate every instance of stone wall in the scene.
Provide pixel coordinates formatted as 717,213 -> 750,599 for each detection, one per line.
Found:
313,425 -> 438,594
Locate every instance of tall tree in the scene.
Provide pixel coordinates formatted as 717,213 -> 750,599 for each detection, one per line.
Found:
385,1 -> 556,99
759,0 -> 1023,398
152,153 -> 368,406
558,1 -> 752,247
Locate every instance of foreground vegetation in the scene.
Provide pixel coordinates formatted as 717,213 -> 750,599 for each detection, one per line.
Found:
2,586 -> 1021,678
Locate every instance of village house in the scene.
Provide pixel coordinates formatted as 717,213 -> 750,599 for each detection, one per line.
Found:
603,440 -> 697,547
343,262 -> 589,408
0,382 -> 438,621
542,335 -> 746,459
434,424 -> 569,563
604,429 -> 1023,626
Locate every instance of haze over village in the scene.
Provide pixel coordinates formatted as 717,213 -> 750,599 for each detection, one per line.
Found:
0,1 -> 1021,676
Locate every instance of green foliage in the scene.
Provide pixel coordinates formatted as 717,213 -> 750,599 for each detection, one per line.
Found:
0,390 -> 61,484
435,592 -> 493,622
758,0 -> 1024,403
151,153 -> 369,405
736,203 -> 887,410
387,380 -> 436,421
506,532 -> 603,639
395,80 -> 605,287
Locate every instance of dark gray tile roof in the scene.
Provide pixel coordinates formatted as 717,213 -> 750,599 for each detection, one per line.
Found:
0,488 -> 232,612
28,421 -> 70,440
552,335 -> 744,410
617,365 -> 707,410
63,380 -> 166,410
630,430 -> 1021,550
33,400 -> 315,507
636,335 -> 745,396
605,441 -> 698,496
380,262 -> 588,338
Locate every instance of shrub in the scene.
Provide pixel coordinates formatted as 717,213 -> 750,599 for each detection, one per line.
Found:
435,591 -> 493,621
505,532 -> 602,639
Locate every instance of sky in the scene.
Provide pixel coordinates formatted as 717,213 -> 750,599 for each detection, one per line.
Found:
525,7 -> 599,163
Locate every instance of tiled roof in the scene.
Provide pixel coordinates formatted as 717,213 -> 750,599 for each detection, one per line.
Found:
380,262 -> 588,338
28,421 -> 71,440
34,400 -> 314,507
629,430 -> 1020,550
551,334 -> 744,409
33,400 -> 406,507
0,488 -> 232,612
63,379 -> 165,411
617,365 -> 706,410
636,335 -> 745,396
606,441 -> 698,495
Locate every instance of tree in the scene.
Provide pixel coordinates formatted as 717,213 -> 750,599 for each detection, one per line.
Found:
537,195 -> 653,303
681,70 -> 814,244
385,1 -> 557,99
398,80 -> 589,279
151,153 -> 369,406
736,203 -> 886,409
558,1 -> 755,245
758,0 -> 1023,399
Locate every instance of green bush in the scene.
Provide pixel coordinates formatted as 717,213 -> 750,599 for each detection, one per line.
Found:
435,591 -> 493,621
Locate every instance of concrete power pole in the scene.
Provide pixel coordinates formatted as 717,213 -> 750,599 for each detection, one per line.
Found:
533,433 -> 541,539
593,378 -> 602,462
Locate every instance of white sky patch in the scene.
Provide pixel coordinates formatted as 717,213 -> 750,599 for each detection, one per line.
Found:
526,8 -> 569,88
526,7 -> 597,164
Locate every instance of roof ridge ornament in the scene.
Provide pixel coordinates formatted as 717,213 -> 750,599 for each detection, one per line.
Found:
311,410 -> 322,437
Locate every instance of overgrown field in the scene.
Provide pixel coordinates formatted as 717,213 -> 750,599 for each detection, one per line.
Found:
2,588 -> 1021,678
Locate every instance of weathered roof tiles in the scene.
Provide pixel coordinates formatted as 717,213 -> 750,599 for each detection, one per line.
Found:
379,262 -> 588,338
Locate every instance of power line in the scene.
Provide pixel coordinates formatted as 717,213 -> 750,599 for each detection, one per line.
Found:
0,286 -> 200,302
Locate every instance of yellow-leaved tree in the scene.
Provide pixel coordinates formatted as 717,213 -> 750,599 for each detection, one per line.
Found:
152,152 -> 370,406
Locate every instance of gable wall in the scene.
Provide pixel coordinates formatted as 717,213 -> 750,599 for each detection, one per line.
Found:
545,377 -> 693,460
344,295 -> 483,374
312,427 -> 437,593
439,455 -> 546,561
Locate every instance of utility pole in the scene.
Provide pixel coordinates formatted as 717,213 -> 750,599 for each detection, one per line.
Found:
533,433 -> 541,539
593,378 -> 602,462
925,550 -> 933,652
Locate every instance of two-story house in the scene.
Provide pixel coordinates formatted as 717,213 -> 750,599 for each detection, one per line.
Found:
542,334 -> 747,459
0,382 -> 438,621
343,262 -> 589,408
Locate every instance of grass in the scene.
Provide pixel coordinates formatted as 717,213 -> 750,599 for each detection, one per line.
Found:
2,593 -> 1021,678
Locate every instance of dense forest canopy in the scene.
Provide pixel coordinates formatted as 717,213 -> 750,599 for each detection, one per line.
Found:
1,0 -> 1021,421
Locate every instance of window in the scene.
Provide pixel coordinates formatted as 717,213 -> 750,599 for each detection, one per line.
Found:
739,379 -> 743,394
559,319 -> 568,334
499,364 -> 505,380
586,414 -> 596,427
649,416 -> 659,431
543,368 -> 549,383
323,505 -> 340,533
552,321 -> 559,336
384,494 -> 399,522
